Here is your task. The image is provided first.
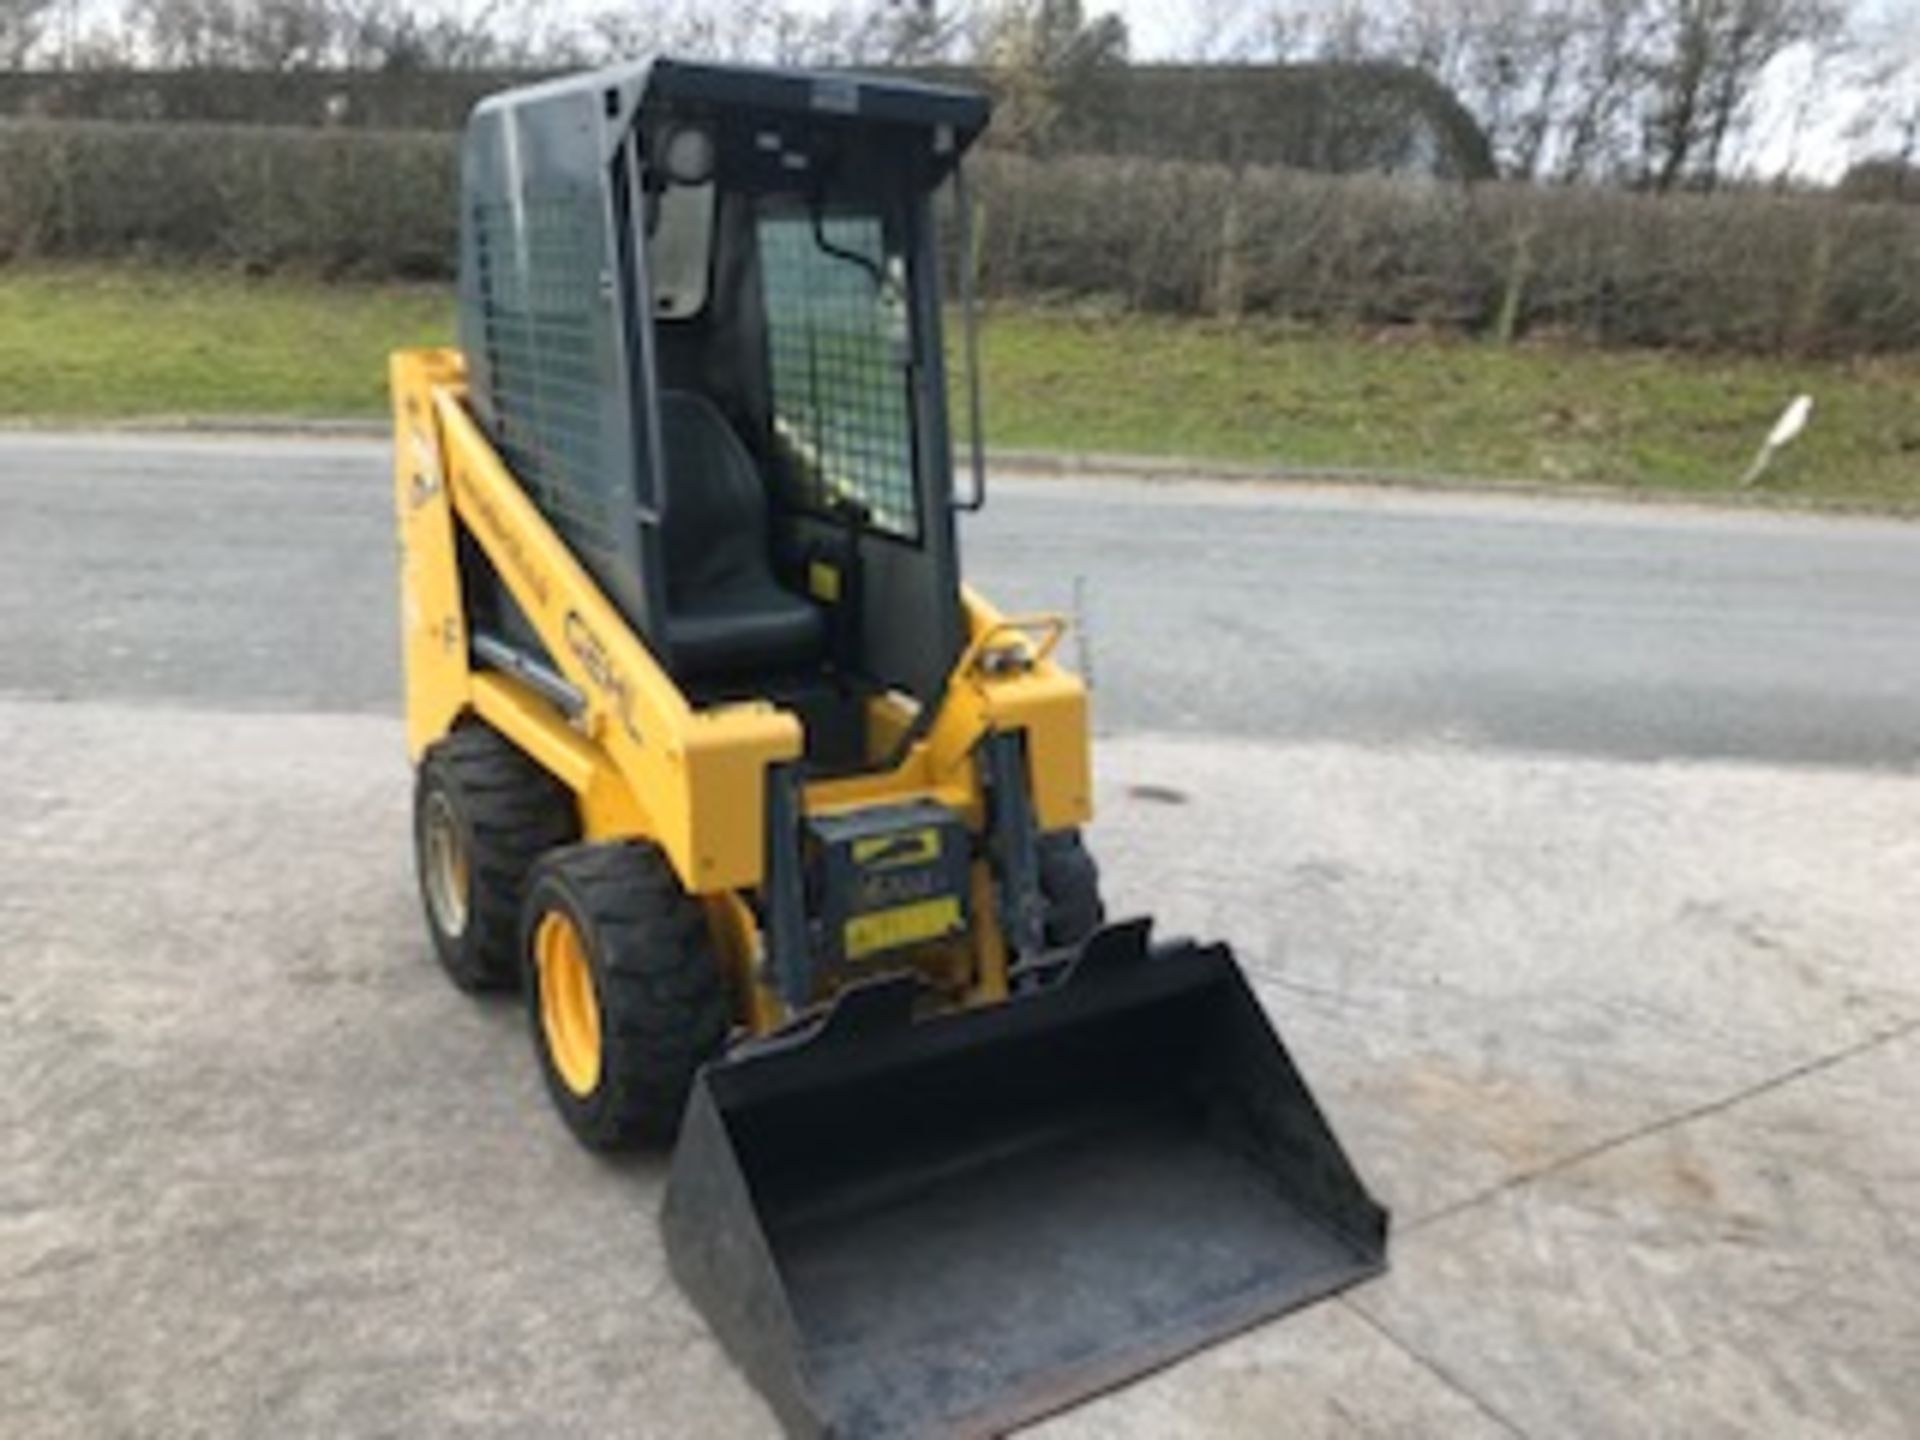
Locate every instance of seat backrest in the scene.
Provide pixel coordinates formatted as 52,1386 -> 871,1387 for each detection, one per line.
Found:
657,390 -> 776,606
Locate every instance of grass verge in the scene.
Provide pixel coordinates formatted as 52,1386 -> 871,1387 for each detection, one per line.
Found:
3,265 -> 1915,505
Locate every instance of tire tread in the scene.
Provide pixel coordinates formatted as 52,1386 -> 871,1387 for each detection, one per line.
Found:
1038,829 -> 1106,947
523,842 -> 729,1150
416,725 -> 576,991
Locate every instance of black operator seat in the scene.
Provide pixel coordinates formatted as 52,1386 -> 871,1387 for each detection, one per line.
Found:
657,390 -> 826,679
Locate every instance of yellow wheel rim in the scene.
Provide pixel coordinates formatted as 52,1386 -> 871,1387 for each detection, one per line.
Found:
421,792 -> 469,938
535,910 -> 602,1098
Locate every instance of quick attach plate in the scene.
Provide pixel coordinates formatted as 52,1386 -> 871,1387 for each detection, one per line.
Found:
807,800 -> 971,968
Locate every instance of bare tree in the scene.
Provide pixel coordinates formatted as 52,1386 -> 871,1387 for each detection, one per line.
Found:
0,0 -> 61,66
1258,0 -> 1868,186
972,0 -> 1128,152
1506,3 -> 1587,175
1836,2 -> 1920,183
1176,0 -> 1268,62
574,1 -> 668,65
1552,0 -> 1653,179
865,0 -> 968,64
243,0 -> 339,67
1376,0 -> 1592,178
126,0 -> 494,68
1263,0 -> 1372,61
1637,0 -> 1842,190
121,0 -> 564,69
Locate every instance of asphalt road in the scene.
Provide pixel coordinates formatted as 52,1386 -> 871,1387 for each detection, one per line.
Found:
4,431 -> 1918,1439
2,430 -> 1917,768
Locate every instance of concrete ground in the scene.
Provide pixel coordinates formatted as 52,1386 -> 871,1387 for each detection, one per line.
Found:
2,434 -> 1918,1438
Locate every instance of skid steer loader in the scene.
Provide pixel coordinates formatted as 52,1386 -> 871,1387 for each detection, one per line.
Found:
391,58 -> 1386,1438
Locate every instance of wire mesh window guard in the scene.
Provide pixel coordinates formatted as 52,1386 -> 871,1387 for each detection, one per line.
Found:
471,195 -> 616,566
759,211 -> 921,542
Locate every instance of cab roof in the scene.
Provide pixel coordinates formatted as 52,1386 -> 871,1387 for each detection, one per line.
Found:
471,56 -> 991,159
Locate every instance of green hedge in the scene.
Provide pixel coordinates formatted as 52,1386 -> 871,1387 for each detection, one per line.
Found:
4,120 -> 1917,353
971,154 -> 1920,355
0,120 -> 456,276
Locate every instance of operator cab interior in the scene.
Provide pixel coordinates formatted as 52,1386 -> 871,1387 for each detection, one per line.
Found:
638,102 -> 958,773
457,64 -> 983,780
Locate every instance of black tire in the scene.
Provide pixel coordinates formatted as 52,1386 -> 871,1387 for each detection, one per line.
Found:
414,725 -> 577,993
520,842 -> 731,1151
1038,829 -> 1106,947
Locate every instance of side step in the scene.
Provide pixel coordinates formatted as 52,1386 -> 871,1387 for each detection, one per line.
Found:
662,919 -> 1389,1438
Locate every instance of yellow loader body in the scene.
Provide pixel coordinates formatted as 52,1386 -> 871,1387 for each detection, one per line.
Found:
391,58 -> 1384,1439
392,347 -> 1091,1035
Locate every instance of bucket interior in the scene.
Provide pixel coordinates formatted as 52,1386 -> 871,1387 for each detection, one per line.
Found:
698,954 -> 1385,1436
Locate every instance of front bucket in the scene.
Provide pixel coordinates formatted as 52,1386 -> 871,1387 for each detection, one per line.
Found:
662,920 -> 1388,1438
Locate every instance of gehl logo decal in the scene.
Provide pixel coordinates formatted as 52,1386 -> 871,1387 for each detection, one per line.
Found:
564,610 -> 643,746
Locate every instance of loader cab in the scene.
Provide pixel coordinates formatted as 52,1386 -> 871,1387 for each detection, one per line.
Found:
457,61 -> 988,773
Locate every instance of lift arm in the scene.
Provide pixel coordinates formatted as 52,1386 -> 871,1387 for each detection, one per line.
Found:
392,348 -> 803,893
